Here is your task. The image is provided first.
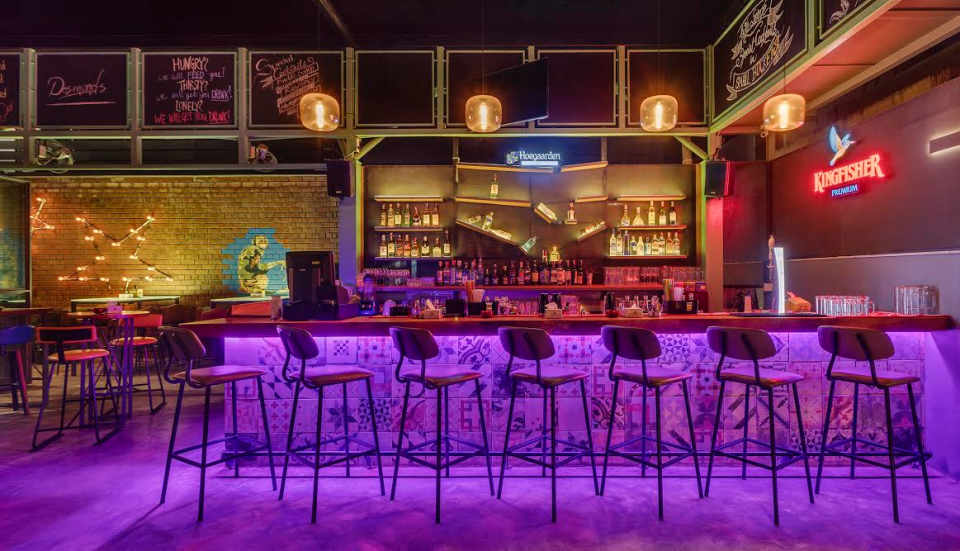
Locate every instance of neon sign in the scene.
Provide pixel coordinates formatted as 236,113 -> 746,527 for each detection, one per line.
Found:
813,126 -> 885,195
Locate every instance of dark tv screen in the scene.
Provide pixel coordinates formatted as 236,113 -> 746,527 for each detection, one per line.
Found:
473,59 -> 549,125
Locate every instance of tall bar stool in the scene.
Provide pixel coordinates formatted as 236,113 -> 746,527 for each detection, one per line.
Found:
275,325 -> 386,523
599,326 -> 703,520
158,326 -> 277,522
815,325 -> 932,523
32,326 -> 121,450
389,326 -> 495,524
497,326 -> 599,523
110,313 -> 166,414
704,326 -> 814,526
0,325 -> 33,415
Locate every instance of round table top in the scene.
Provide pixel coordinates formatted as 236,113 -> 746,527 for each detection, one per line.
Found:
66,309 -> 151,319
0,307 -> 51,318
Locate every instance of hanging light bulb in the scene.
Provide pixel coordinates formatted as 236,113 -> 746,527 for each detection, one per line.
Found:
639,94 -> 679,132
762,93 -> 806,132
465,94 -> 502,133
299,92 -> 340,132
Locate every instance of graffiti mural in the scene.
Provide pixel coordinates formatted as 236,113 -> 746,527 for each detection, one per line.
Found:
221,229 -> 289,295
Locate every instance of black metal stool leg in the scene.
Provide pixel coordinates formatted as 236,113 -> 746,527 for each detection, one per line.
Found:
850,383 -> 860,479
600,378 -> 620,496
883,388 -> 900,523
88,361 -> 104,443
474,379 -> 495,496
742,385 -> 750,480
641,385 -> 648,478
13,350 -> 29,414
390,382 -> 411,501
767,388 -> 779,526
231,381 -> 240,478
816,380 -> 837,494
366,379 -> 386,496
150,345 -> 166,411
160,382 -> 185,504
550,386 -> 558,523
444,386 -> 451,478
311,385 -> 324,524
198,386 -> 212,522
541,390 -> 548,478
343,382 -> 351,478
257,378 -> 278,491
497,381 -> 518,499
435,387 -> 442,524
682,381 -> 704,498
580,379 -> 599,496
279,381 -> 302,500
907,384 -> 932,505
32,359 -> 61,451
792,384 -> 814,504
59,363 -> 71,435
705,381 -> 725,497
655,386 -> 665,520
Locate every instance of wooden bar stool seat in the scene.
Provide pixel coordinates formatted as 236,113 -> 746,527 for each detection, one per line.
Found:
599,326 -> 702,520
45,348 -> 111,362
0,324 -> 34,415
815,325 -> 932,523
109,336 -> 158,347
171,365 -> 267,385
295,365 -> 375,385
704,326 -> 814,526
399,365 -> 481,386
509,365 -> 587,386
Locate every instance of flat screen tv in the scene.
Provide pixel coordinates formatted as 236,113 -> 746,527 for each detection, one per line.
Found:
473,59 -> 549,125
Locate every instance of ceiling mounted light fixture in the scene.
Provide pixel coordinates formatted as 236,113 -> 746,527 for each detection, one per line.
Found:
466,0 -> 502,133
300,3 -> 340,132
762,65 -> 805,132
640,0 -> 678,132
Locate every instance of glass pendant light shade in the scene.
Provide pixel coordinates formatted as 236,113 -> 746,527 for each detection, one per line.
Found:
299,92 -> 341,132
465,94 -> 502,133
639,94 -> 679,132
762,93 -> 806,132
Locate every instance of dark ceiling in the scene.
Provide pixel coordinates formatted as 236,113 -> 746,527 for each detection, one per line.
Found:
0,0 -> 747,49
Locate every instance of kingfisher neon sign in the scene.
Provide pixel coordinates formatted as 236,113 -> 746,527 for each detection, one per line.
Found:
813,126 -> 885,195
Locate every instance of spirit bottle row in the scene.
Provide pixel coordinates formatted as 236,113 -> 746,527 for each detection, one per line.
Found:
436,259 -> 590,287
609,231 -> 682,256
379,203 -> 442,228
619,201 -> 679,227
379,230 -> 451,258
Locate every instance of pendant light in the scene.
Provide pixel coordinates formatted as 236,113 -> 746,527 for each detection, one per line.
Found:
299,3 -> 340,132
762,66 -> 805,132
640,0 -> 678,132
465,0 -> 502,133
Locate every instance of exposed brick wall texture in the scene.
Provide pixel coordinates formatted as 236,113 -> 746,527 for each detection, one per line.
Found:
29,175 -> 337,310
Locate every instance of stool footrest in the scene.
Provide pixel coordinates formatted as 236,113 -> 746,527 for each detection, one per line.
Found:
823,437 -> 931,470
505,435 -> 592,470
607,446 -> 696,471
287,434 -> 380,470
398,435 -> 487,471
173,439 -> 270,469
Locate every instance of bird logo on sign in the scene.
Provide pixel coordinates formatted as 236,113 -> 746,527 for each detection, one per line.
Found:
828,126 -> 856,166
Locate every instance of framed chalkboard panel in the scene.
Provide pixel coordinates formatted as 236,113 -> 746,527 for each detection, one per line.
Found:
356,51 -> 436,127
628,50 -> 706,125
713,0 -> 807,118
820,0 -> 873,39
0,53 -> 20,128
35,52 -> 129,128
142,52 -> 236,128
248,51 -> 343,128
536,50 -> 616,127
445,50 -> 526,126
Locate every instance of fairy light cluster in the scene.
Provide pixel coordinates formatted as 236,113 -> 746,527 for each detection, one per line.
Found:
30,197 -> 55,233
58,214 -> 174,286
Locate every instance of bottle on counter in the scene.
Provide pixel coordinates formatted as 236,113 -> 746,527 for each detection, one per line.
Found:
379,204 -> 387,226
669,201 -> 678,225
658,201 -> 667,226
648,200 -> 656,226
379,235 -> 388,257
490,173 -> 499,199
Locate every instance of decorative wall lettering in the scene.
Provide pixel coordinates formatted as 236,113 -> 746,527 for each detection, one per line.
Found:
822,0 -> 868,36
142,53 -> 236,127
249,52 -> 342,127
35,53 -> 128,127
0,54 -> 21,127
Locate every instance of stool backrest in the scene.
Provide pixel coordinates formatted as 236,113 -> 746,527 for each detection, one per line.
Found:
197,307 -> 228,321
36,326 -> 99,364
817,325 -> 894,362
158,326 -> 206,363
390,326 -> 439,361
498,327 -> 555,362
277,325 -> 320,361
133,313 -> 163,329
601,326 -> 661,361
706,326 -> 777,361
0,325 -> 34,346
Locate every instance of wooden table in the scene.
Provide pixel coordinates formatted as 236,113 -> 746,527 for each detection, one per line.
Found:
210,295 -> 287,308
70,295 -> 180,312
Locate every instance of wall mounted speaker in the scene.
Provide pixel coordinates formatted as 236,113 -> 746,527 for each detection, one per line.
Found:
326,160 -> 354,197
705,161 -> 733,198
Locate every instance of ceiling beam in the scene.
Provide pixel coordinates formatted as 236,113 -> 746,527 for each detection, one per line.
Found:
314,0 -> 356,48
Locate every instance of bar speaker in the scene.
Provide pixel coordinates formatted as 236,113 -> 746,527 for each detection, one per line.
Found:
705,161 -> 733,198
326,160 -> 354,197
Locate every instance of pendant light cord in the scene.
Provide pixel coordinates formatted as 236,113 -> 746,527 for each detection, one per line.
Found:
656,0 -> 661,95
481,0 -> 487,95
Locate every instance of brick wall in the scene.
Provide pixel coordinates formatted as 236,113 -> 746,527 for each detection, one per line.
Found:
29,175 -> 338,310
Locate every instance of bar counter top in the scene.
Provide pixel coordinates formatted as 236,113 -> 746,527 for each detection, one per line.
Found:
182,313 -> 954,339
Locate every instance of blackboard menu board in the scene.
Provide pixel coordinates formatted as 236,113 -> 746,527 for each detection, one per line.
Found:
142,53 -> 236,127
821,0 -> 868,37
713,0 -> 806,117
35,53 -> 128,128
0,54 -> 20,127
249,52 -> 342,127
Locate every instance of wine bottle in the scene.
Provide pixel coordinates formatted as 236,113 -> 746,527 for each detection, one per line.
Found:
379,235 -> 387,257
669,201 -> 678,225
658,201 -> 667,226
379,204 -> 387,226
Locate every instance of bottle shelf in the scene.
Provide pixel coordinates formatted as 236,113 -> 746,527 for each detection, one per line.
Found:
374,226 -> 445,232
374,284 -> 664,292
454,196 -> 532,208
577,222 -> 608,243
612,225 -> 687,231
372,256 -> 454,262
614,195 -> 687,202
455,219 -> 521,248
574,195 -> 610,203
607,255 -> 688,260
374,195 -> 446,203
455,161 -> 554,174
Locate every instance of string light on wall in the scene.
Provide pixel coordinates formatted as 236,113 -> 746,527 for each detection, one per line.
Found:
58,214 -> 173,288
640,0 -> 679,132
299,0 -> 340,132
465,0 -> 502,133
30,197 -> 55,233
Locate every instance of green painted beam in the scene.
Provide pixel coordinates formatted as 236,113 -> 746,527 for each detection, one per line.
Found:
675,136 -> 708,161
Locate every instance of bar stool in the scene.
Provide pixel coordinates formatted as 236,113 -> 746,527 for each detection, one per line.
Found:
815,325 -> 932,523
110,313 -> 166,414
390,326 -> 495,524
0,325 -> 34,415
32,326 -> 121,450
158,326 -> 277,522
497,326 -> 599,523
275,325 -> 385,523
599,326 -> 703,519
704,326 -> 814,526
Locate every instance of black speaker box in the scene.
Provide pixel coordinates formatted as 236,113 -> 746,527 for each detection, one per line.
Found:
326,159 -> 354,197
705,161 -> 733,198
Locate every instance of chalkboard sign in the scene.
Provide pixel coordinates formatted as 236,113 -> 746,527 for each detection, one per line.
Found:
821,0 -> 870,37
249,52 -> 342,127
35,53 -> 128,128
713,0 -> 806,117
0,54 -> 20,127
142,52 -> 236,127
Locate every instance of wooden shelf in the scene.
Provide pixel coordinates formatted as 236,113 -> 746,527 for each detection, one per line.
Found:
612,225 -> 687,231
375,284 -> 664,292
614,195 -> 687,202
374,226 -> 445,232
574,195 -> 609,203
454,196 -> 532,208
577,223 -> 608,243
560,161 -> 608,172
372,256 -> 453,262
607,255 -> 688,260
374,195 -> 445,203
455,220 -> 519,247
456,162 -> 554,174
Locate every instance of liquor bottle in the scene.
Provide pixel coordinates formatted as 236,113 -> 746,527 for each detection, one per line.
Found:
648,200 -> 656,226
541,249 -> 548,263
658,233 -> 666,255
482,212 -> 494,231
387,203 -> 395,228
421,238 -> 430,257
491,264 -> 499,285
436,262 -> 444,286
379,204 -> 387,226
616,231 -> 624,256
394,203 -> 403,227
658,201 -> 667,226
433,237 -> 442,257
567,202 -> 576,222
577,260 -> 585,285
632,206 -> 645,226
412,207 -> 422,227
501,265 -> 509,286
609,230 -> 618,256
644,236 -> 652,256
525,262 -> 533,285
508,261 -> 517,285
454,261 -> 462,285
629,232 -> 638,256
411,237 -> 420,258
565,261 -> 573,285
541,262 -> 549,284
490,173 -> 499,199
403,204 -> 411,227
403,234 -> 411,258
423,203 -> 430,225
531,261 -> 540,284
549,245 -> 560,262
387,232 -> 396,257
431,203 -> 440,227
620,204 -> 631,226
521,235 -> 539,253
669,201 -> 678,225
442,230 -> 451,256
379,235 -> 388,257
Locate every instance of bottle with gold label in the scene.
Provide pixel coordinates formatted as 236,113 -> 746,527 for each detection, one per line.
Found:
632,206 -> 644,226
411,237 -> 420,258
421,237 -> 431,257
387,232 -> 396,257
394,203 -> 402,227
648,200 -> 656,226
379,235 -> 388,257
669,201 -> 678,225
490,173 -> 499,199
431,203 -> 440,226
549,245 -> 560,262
387,203 -> 395,228
658,201 -> 667,226
433,237 -> 442,257
442,230 -> 451,256
379,204 -> 387,226
620,204 -> 630,226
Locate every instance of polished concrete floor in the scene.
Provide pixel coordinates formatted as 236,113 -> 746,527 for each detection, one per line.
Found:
1,378 -> 959,551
